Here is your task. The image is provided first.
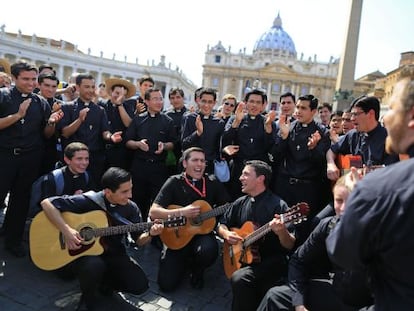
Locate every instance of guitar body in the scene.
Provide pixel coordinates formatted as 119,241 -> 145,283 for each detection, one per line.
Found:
160,200 -> 216,250
336,154 -> 362,175
29,210 -> 108,271
222,221 -> 255,279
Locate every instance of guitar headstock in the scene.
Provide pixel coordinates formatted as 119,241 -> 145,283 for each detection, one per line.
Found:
164,216 -> 187,228
282,202 -> 309,225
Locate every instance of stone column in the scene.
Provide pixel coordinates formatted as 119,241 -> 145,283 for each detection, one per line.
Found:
334,0 -> 363,111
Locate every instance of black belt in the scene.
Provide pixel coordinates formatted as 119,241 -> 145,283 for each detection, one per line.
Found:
288,177 -> 313,185
0,147 -> 35,156
138,158 -> 163,163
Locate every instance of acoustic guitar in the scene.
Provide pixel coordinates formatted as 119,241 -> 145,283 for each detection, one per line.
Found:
160,200 -> 231,250
29,210 -> 186,271
222,202 -> 309,279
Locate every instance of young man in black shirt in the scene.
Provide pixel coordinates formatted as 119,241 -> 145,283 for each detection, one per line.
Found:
149,147 -> 230,291
40,167 -> 163,310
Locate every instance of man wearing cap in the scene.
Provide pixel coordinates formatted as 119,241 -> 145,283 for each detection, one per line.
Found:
100,78 -> 136,170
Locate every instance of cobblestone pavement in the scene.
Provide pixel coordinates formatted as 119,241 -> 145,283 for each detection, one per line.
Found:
0,209 -> 233,311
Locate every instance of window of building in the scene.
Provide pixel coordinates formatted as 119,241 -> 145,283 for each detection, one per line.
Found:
301,86 -> 309,95
212,77 -> 219,87
272,83 -> 280,93
215,55 -> 221,63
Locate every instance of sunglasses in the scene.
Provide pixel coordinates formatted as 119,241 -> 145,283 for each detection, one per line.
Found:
224,102 -> 235,107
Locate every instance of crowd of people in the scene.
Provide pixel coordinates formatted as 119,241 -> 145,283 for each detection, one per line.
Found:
0,57 -> 413,311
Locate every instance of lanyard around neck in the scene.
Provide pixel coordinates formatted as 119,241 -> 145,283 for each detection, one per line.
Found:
183,174 -> 206,198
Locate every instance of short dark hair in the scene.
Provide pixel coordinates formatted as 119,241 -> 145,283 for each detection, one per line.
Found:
182,147 -> 205,162
144,87 -> 161,100
139,75 -> 155,86
64,142 -> 89,159
38,64 -> 56,75
101,167 -> 131,192
318,102 -> 333,112
244,89 -> 267,104
38,73 -> 59,85
280,92 -> 296,103
169,87 -> 184,98
245,160 -> 272,187
194,87 -> 204,101
330,110 -> 343,120
298,94 -> 319,110
11,61 -> 38,78
199,87 -> 217,101
350,95 -> 380,120
75,73 -> 95,85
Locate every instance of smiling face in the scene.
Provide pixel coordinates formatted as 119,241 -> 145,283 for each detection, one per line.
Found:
239,165 -> 264,196
198,93 -> 216,116
14,69 -> 37,94
78,78 -> 96,103
64,150 -> 89,175
182,151 -> 206,179
246,94 -> 266,116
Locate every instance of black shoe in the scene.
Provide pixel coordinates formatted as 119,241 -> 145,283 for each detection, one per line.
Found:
98,284 -> 114,297
190,271 -> 204,289
5,243 -> 26,257
76,295 -> 96,311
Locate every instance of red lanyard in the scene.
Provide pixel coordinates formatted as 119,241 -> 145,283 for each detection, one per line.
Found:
183,174 -> 206,198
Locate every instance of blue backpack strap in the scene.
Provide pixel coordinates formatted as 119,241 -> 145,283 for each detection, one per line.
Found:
52,169 -> 65,195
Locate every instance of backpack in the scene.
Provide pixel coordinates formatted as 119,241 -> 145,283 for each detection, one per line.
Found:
28,168 -> 89,218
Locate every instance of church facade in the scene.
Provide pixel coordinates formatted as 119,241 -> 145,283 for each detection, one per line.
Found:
202,13 -> 340,110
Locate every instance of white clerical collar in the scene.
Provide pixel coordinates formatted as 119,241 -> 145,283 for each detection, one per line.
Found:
249,115 -> 256,120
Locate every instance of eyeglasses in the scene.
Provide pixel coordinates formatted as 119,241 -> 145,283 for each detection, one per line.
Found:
350,111 -> 366,117
224,102 -> 235,107
150,97 -> 163,102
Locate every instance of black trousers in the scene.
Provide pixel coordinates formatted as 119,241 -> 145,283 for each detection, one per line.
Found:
0,149 -> 43,247
60,253 -> 149,308
230,256 -> 288,311
157,233 -> 218,292
257,281 -> 364,311
130,159 -> 168,221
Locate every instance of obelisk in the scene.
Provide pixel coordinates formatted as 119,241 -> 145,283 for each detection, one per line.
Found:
333,0 -> 363,111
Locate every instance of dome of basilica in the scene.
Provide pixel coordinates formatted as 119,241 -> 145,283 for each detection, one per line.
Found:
253,13 -> 296,57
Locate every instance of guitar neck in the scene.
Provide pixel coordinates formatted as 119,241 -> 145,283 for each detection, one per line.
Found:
243,223 -> 272,248
93,222 -> 153,237
196,203 -> 230,222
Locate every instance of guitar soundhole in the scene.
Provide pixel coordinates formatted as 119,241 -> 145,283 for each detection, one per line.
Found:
79,227 -> 96,244
191,217 -> 202,226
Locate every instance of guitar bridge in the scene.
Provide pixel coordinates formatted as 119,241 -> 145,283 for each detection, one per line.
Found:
174,227 -> 180,238
59,232 -> 66,250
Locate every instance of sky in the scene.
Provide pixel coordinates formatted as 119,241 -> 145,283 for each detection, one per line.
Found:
1,0 -> 413,86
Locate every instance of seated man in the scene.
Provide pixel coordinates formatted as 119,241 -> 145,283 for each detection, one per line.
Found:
217,160 -> 296,311
40,167 -> 163,310
257,172 -> 373,311
149,147 -> 230,291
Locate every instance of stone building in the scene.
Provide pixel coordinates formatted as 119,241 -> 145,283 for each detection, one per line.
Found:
0,25 -> 197,111
202,13 -> 340,110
